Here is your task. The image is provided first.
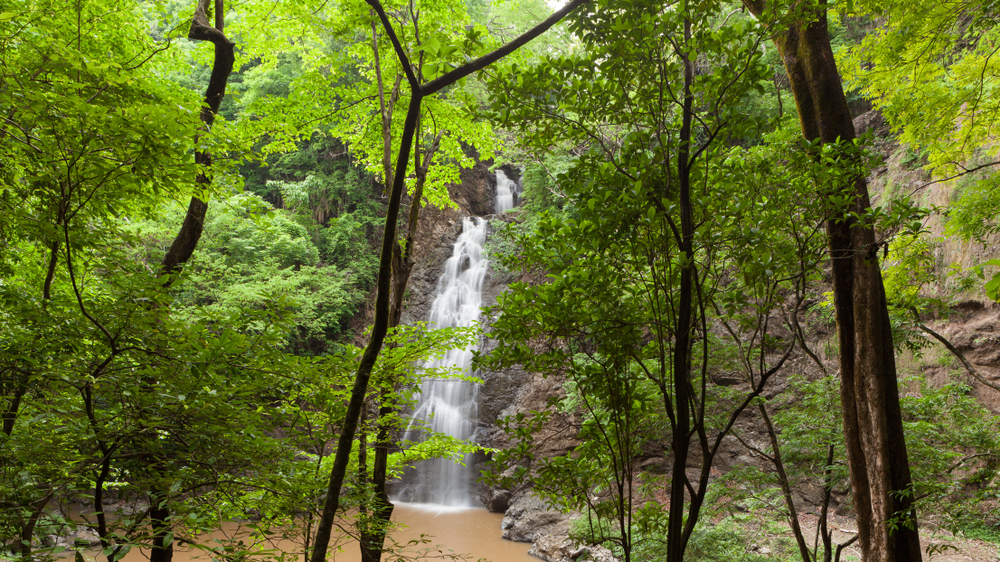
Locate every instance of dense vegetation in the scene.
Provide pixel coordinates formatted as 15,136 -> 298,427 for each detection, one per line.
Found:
1,0 -> 999,562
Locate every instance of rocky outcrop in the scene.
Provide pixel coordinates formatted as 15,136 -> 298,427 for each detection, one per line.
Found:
501,493 -> 565,543
39,526 -> 102,549
499,494 -> 617,562
854,109 -> 1000,402
857,108 -> 1000,298
529,534 -> 618,562
918,301 -> 1000,412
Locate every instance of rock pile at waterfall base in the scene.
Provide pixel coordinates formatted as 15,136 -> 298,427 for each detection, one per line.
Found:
500,493 -> 617,562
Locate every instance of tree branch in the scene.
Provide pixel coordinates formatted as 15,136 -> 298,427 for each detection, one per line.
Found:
421,0 -> 590,96
913,311 -> 1000,393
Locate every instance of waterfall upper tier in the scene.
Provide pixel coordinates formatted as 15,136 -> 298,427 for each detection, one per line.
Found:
495,170 -> 519,213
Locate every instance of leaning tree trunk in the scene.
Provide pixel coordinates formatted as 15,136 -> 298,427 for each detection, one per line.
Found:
147,4 -> 234,562
161,0 -> 234,279
362,127 -> 441,562
740,2 -> 922,560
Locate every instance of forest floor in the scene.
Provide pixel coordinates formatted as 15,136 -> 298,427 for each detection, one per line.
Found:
788,513 -> 1000,561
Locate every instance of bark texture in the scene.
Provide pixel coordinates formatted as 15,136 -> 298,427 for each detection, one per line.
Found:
741,2 -> 922,560
160,0 -> 234,278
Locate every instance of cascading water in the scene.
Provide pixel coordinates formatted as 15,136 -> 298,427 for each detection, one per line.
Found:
495,170 -> 519,213
398,170 -> 518,507
399,217 -> 489,507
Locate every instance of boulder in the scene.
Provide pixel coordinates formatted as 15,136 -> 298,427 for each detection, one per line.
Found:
529,534 -> 618,562
501,493 -> 568,543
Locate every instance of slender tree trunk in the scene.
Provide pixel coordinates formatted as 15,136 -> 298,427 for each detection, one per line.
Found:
310,89 -> 423,562
741,2 -> 921,560
2,368 -> 30,437
141,7 -> 234,562
819,444 -> 835,562
665,18 -> 695,562
17,493 -> 53,560
357,24 -> 421,562
148,493 -> 174,562
43,240 -> 59,300
359,399 -> 395,562
757,403 -> 814,562
362,123 -> 440,562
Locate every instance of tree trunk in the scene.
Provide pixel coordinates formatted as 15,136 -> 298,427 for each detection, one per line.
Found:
148,497 -> 174,562
141,7 -> 234,562
665,19 -> 695,562
757,403 -> 814,562
741,2 -> 922,560
17,493 -> 53,560
359,400 -> 395,562
160,0 -> 234,279
359,107 -> 440,562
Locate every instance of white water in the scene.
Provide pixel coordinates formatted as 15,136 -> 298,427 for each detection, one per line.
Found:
495,170 -> 518,213
400,217 -> 489,507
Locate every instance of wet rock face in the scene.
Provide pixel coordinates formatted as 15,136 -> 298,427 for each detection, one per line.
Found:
399,210 -> 466,327
401,161 -> 505,326
448,161 -> 498,217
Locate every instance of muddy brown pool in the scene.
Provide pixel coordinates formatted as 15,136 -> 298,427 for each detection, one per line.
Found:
74,503 -> 535,562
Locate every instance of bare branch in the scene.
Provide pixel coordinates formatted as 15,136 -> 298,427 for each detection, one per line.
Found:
914,311 -> 1000,393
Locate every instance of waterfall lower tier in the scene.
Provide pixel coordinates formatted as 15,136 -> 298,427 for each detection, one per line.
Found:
397,217 -> 488,507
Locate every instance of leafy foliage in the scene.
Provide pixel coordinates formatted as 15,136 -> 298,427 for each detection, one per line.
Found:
839,0 -> 1000,174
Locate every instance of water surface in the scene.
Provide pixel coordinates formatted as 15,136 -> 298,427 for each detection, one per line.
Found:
76,503 -> 534,562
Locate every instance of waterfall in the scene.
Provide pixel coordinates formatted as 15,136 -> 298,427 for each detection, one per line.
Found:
399,217 -> 489,507
495,170 -> 518,213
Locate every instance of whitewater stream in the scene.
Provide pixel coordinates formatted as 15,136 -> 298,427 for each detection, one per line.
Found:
397,169 -> 520,506
397,215 -> 488,506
